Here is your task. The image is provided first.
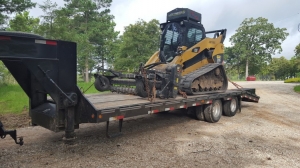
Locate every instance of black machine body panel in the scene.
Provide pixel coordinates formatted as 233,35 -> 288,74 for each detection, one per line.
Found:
0,33 -> 98,132
167,8 -> 202,23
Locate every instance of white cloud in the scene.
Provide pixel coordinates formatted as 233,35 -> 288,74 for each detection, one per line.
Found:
111,0 -> 196,33
29,0 -> 300,59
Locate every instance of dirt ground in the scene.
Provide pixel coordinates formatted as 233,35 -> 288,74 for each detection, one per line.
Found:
0,111 -> 31,129
0,81 -> 299,168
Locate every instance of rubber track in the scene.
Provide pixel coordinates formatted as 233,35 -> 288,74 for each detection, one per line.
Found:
179,63 -> 228,95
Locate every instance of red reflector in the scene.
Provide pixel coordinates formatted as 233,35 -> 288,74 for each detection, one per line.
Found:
46,40 -> 57,46
0,36 -> 11,40
153,109 -> 159,113
116,115 -> 124,120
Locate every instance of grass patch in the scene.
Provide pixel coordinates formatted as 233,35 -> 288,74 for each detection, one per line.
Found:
294,85 -> 300,93
0,82 -> 101,114
77,81 -> 99,94
284,78 -> 300,83
0,84 -> 28,114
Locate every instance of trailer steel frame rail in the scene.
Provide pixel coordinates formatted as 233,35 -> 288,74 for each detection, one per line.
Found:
90,88 -> 258,123
0,32 -> 260,145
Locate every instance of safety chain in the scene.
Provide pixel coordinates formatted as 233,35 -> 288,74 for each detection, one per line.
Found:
82,81 -> 95,94
141,66 -> 187,101
141,67 -> 152,102
150,72 -> 157,102
141,67 -> 159,102
227,78 -> 243,90
178,89 -> 187,99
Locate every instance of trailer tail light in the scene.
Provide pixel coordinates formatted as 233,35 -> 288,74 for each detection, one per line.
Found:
109,115 -> 124,121
35,39 -> 57,46
180,104 -> 187,109
148,109 -> 159,114
116,115 -> 124,120
192,102 -> 200,106
165,107 -> 175,111
153,109 -> 159,113
0,36 -> 11,40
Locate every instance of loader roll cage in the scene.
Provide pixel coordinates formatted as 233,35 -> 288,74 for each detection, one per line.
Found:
158,19 -> 226,64
159,21 -> 206,63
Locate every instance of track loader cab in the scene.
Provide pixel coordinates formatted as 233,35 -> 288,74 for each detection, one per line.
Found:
145,8 -> 227,76
158,8 -> 205,63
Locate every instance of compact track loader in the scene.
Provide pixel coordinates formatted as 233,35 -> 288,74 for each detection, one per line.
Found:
94,8 -> 228,99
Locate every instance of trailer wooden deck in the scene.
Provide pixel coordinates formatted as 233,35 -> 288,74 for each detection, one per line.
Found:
85,88 -> 259,112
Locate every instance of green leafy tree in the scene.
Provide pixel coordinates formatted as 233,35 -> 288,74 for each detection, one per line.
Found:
114,19 -> 160,71
7,11 -> 40,32
224,46 -> 246,80
289,56 -> 299,77
36,0 -> 118,82
295,43 -> 300,57
43,8 -> 77,40
0,0 -> 36,83
102,37 -> 121,69
89,9 -> 119,73
230,17 -> 289,78
269,56 -> 291,80
1,11 -> 40,84
0,0 -> 36,27
36,0 -> 58,38
293,44 -> 300,72
59,0 -> 117,82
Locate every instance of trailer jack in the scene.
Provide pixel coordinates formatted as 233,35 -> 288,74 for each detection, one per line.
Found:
0,121 -> 23,146
106,119 -> 123,138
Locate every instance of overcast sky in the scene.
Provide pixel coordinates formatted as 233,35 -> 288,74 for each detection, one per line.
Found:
29,0 -> 300,59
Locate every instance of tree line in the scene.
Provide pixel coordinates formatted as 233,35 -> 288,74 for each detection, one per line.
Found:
0,0 -> 299,84
224,17 -> 300,80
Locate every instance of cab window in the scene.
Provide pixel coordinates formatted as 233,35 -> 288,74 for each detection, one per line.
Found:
187,28 -> 203,47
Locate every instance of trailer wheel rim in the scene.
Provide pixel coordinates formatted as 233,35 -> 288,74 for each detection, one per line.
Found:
230,98 -> 237,112
212,101 -> 221,118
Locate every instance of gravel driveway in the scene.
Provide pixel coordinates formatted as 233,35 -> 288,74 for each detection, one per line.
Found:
0,81 -> 299,168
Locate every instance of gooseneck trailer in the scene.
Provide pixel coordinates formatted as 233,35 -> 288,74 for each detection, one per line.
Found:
0,32 -> 260,145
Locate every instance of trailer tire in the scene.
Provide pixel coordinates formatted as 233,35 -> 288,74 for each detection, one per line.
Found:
0,31 -> 45,39
195,106 -> 205,121
136,80 -> 148,98
94,75 -> 110,91
204,100 -> 222,123
223,97 -> 238,117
